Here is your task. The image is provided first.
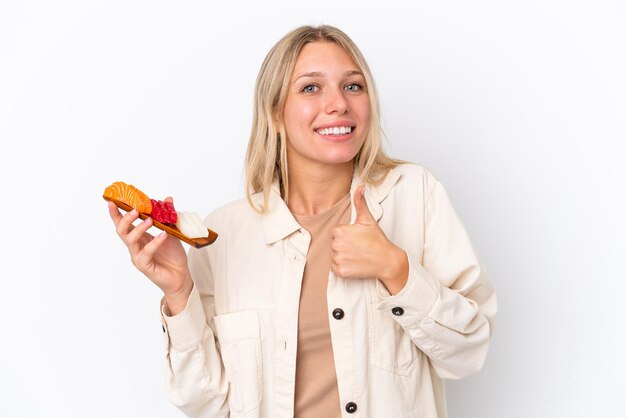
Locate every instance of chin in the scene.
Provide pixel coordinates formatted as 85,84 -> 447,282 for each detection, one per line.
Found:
319,152 -> 359,166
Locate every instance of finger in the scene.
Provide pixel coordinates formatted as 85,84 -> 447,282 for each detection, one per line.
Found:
126,216 -> 154,253
330,225 -> 343,240
115,208 -> 140,239
108,201 -> 123,226
332,262 -> 348,278
164,196 -> 173,204
354,185 -> 375,224
135,231 -> 169,267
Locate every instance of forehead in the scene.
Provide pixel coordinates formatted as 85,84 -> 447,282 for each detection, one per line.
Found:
292,41 -> 360,76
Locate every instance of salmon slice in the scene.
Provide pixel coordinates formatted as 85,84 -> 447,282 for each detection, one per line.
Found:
103,181 -> 152,214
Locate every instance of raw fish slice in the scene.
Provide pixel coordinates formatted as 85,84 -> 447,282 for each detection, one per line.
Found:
103,181 -> 152,214
150,199 -> 178,224
175,211 -> 209,238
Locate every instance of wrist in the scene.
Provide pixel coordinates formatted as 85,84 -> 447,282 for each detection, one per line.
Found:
163,275 -> 193,316
379,245 -> 408,295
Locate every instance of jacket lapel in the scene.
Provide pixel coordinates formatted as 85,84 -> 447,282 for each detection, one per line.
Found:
256,179 -> 301,244
349,166 -> 402,224
258,166 -> 403,243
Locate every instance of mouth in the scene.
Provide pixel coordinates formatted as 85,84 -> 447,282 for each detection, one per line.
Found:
314,125 -> 354,136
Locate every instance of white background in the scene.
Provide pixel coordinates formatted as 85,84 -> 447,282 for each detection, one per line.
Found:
1,1 -> 625,417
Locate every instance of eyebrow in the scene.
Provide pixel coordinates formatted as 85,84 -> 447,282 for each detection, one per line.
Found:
293,70 -> 364,84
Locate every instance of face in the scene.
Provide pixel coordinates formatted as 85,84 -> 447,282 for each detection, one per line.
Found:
281,41 -> 370,171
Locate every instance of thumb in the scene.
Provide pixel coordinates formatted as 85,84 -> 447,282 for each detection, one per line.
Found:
354,185 -> 374,224
164,196 -> 174,204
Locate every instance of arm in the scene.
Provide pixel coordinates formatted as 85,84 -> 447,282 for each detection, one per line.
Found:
107,199 -> 229,415
161,244 -> 230,417
376,180 -> 497,379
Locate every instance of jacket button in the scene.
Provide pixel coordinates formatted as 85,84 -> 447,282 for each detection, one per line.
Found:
345,402 -> 357,413
332,308 -> 345,320
392,307 -> 404,316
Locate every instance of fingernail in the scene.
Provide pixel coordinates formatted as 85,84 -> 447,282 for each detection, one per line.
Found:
143,217 -> 152,224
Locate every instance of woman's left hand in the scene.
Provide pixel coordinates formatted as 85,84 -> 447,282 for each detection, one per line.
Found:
330,185 -> 409,295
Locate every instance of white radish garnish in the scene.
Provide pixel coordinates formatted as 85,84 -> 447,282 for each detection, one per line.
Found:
175,211 -> 209,238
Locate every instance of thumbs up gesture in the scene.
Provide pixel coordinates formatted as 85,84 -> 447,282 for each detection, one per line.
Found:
330,185 -> 409,295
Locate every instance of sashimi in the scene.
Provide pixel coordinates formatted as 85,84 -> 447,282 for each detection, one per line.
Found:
150,199 -> 178,224
103,181 -> 152,214
175,212 -> 209,238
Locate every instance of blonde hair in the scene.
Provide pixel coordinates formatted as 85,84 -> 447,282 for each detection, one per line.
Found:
245,25 -> 402,213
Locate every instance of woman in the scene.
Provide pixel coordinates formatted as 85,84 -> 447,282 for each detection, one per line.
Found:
108,25 -> 496,418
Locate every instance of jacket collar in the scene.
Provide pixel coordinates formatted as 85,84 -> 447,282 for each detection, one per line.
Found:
255,166 -> 402,244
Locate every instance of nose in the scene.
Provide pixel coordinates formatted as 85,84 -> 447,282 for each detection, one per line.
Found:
324,87 -> 349,115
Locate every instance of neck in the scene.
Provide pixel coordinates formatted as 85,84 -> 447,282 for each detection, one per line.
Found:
286,161 -> 354,216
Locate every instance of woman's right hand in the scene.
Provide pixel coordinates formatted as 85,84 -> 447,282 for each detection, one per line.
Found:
108,197 -> 192,315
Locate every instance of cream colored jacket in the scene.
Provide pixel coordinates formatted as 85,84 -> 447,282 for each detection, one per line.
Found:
160,163 -> 497,418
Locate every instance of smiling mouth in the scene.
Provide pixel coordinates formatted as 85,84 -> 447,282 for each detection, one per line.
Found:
315,126 -> 354,136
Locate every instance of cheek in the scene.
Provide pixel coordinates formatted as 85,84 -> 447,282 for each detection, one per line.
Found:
355,98 -> 371,124
284,101 -> 317,133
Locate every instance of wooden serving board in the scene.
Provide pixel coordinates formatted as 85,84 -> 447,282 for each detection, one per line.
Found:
104,196 -> 218,248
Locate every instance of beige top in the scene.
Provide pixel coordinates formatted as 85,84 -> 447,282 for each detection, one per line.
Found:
161,164 -> 497,418
292,193 -> 351,418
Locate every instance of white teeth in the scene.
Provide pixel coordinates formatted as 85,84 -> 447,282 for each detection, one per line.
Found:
317,126 -> 352,135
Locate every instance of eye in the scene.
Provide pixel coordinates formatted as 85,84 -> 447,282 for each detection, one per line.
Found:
302,84 -> 319,93
345,83 -> 362,92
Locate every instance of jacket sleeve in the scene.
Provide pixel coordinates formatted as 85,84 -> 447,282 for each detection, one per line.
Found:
160,243 -> 230,417
376,178 -> 497,379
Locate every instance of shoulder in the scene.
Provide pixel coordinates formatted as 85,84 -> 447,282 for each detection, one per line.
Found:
204,196 -> 261,229
389,162 -> 434,178
208,197 -> 251,216
384,162 -> 440,196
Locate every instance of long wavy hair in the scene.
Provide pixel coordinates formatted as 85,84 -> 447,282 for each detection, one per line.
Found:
245,25 -> 402,213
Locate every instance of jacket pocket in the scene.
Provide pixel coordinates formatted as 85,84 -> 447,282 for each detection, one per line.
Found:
368,301 -> 420,376
213,310 -> 262,415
